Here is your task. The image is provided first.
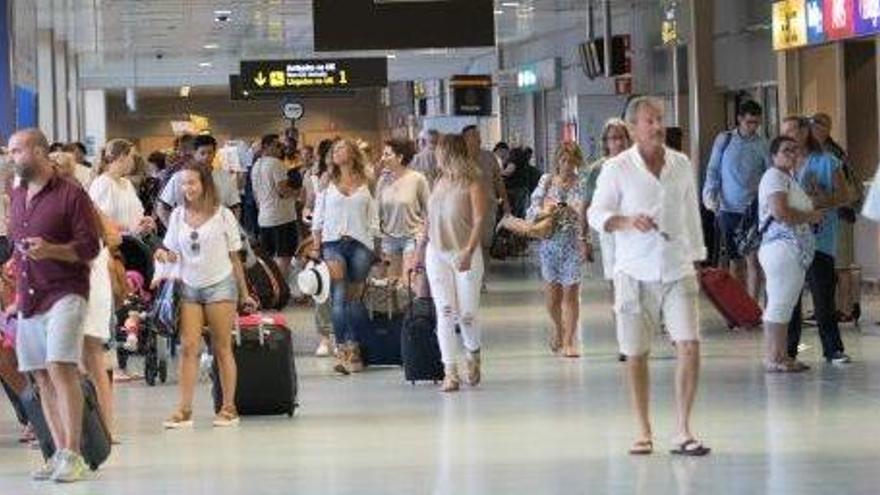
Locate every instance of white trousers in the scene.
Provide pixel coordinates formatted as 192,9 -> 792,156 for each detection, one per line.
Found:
425,243 -> 485,365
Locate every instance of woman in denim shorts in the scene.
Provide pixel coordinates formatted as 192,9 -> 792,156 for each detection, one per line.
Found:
376,139 -> 430,282
155,163 -> 257,429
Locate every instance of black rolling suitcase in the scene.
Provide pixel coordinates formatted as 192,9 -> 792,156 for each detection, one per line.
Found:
401,297 -> 445,383
211,314 -> 298,417
360,279 -> 404,366
21,378 -> 112,471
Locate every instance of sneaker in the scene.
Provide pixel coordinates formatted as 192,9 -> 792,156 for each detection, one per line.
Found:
212,407 -> 240,427
50,449 -> 87,483
828,352 -> 852,365
31,452 -> 59,481
163,408 -> 194,429
315,337 -> 331,358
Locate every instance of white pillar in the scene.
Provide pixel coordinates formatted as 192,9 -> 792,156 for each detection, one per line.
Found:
53,39 -> 68,142
37,29 -> 54,139
82,89 -> 106,160
67,53 -> 79,140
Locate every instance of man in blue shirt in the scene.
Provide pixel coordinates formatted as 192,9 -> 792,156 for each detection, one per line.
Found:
702,101 -> 770,302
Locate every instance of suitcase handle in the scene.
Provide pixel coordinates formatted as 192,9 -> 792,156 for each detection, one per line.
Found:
232,318 -> 268,347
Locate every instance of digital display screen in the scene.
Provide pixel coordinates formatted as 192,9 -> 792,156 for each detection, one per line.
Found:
239,58 -> 388,94
313,0 -> 494,51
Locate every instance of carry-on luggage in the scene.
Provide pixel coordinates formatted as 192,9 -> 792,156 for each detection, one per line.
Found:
360,279 -> 404,366
698,267 -> 762,329
245,252 -> 290,310
21,378 -> 112,471
211,313 -> 298,417
401,297 -> 444,383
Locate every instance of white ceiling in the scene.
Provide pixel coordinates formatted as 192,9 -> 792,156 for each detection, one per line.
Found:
50,0 -> 602,89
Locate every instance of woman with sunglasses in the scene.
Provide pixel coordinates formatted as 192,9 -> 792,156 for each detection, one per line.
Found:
155,163 -> 257,429
757,135 -> 824,372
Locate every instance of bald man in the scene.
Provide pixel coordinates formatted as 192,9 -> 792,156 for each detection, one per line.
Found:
8,129 -> 101,482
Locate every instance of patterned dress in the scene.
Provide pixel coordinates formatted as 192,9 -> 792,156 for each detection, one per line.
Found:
528,174 -> 587,286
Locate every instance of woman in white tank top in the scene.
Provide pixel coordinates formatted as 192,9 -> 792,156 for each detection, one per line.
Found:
419,134 -> 488,392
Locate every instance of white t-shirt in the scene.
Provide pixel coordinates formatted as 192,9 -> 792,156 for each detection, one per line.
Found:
312,183 -> 380,249
163,206 -> 243,289
251,157 -> 297,227
159,168 -> 241,209
88,174 -> 145,231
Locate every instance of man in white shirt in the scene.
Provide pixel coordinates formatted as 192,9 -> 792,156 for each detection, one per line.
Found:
588,97 -> 710,457
251,134 -> 300,278
156,135 -> 241,226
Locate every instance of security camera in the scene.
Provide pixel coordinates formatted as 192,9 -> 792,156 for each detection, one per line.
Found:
215,14 -> 230,22
155,52 -> 165,60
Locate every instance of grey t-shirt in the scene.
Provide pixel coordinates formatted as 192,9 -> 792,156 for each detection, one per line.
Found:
252,156 -> 297,227
377,169 -> 430,239
159,167 -> 241,209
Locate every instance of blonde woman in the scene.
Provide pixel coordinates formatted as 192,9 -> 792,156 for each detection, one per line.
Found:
528,143 -> 592,358
88,139 -> 155,235
419,134 -> 488,392
310,139 -> 380,375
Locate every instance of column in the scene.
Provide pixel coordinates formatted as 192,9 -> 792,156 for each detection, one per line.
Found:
686,0 -> 724,171
82,89 -> 106,160
37,29 -> 54,140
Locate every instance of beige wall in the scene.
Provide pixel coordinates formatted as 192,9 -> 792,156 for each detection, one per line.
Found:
798,44 -> 845,142
106,90 -> 384,155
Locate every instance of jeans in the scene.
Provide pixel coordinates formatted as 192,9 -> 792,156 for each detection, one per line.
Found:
425,243 -> 484,365
718,211 -> 745,260
787,252 -> 845,359
322,238 -> 375,344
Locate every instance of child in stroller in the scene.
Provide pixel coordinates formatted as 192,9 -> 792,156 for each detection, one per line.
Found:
116,235 -> 172,386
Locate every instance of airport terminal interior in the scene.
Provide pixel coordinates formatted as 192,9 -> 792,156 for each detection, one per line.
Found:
1,0 -> 880,493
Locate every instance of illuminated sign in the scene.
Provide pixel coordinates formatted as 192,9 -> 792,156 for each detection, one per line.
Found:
239,58 -> 388,93
855,0 -> 880,34
517,69 -> 538,90
773,0 -> 809,50
806,0 -> 827,43
824,0 -> 856,39
450,75 -> 492,117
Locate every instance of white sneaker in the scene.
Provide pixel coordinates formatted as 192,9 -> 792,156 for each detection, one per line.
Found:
50,449 -> 87,483
31,452 -> 59,481
315,338 -> 331,357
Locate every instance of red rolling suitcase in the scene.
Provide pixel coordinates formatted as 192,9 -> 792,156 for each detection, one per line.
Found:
698,267 -> 762,329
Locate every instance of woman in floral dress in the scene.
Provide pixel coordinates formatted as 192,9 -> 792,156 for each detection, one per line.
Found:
527,143 -> 592,358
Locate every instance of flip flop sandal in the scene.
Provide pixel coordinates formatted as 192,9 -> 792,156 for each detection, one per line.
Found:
628,439 -> 653,456
670,439 -> 711,457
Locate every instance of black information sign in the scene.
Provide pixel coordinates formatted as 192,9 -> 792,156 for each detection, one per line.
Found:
450,75 -> 493,117
240,58 -> 388,94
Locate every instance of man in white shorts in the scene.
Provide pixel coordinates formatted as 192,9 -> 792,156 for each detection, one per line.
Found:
588,97 -> 710,457
8,129 -> 101,482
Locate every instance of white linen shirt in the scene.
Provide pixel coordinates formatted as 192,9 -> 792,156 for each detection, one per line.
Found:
587,145 -> 706,283
312,183 -> 380,249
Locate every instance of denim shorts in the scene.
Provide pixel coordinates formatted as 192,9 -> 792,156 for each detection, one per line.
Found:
17,295 -> 87,372
381,236 -> 417,256
181,274 -> 239,305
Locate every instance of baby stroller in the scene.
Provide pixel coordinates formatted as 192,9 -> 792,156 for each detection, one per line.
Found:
116,235 -> 172,386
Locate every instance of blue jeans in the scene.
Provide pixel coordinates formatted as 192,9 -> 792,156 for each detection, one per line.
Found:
322,238 -> 375,344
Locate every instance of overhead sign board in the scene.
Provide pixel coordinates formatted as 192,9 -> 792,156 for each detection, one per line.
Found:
775,0 -> 880,50
240,58 -> 388,94
773,0 -> 809,50
450,75 -> 492,116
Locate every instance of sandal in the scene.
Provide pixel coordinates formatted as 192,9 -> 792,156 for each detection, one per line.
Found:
628,439 -> 653,456
670,439 -> 711,457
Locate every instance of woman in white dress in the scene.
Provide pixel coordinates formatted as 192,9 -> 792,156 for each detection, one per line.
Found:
88,139 -> 155,235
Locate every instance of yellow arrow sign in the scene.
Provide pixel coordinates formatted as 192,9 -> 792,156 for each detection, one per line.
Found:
254,71 -> 268,87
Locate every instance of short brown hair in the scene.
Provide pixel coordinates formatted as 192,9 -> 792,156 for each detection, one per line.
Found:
383,139 -> 416,166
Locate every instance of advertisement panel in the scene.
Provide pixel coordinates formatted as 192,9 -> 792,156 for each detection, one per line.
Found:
773,0 -> 809,50
823,0 -> 856,40
855,0 -> 880,34
806,0 -> 827,44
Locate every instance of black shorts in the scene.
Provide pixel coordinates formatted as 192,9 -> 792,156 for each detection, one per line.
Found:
259,221 -> 299,258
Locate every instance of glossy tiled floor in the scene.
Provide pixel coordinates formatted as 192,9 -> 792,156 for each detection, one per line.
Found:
2,258 -> 880,494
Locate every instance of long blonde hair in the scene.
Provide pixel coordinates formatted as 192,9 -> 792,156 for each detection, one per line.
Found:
436,134 -> 480,184
99,138 -> 134,175
329,139 -> 372,186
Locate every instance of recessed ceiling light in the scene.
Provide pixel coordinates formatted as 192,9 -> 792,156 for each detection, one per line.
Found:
203,43 -> 219,50
501,2 -> 519,7
214,9 -> 232,15
198,62 -> 212,68
386,53 -> 397,59
494,9 -> 503,14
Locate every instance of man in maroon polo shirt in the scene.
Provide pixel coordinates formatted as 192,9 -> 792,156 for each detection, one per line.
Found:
8,129 -> 100,483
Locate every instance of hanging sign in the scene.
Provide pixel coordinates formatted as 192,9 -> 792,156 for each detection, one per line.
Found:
240,58 -> 388,93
